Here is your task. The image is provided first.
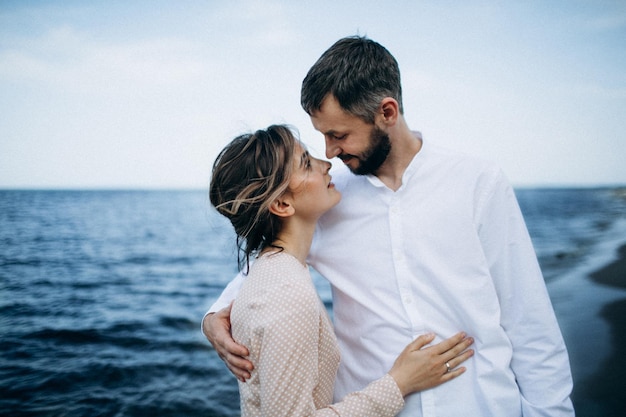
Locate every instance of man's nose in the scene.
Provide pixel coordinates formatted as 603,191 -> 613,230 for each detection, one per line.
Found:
325,138 -> 341,159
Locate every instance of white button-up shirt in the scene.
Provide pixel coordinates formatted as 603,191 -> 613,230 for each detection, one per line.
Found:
209,137 -> 574,416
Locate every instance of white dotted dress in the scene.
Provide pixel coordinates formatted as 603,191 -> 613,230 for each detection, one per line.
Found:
231,252 -> 404,416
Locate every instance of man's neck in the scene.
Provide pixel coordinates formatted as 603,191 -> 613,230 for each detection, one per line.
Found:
374,129 -> 422,191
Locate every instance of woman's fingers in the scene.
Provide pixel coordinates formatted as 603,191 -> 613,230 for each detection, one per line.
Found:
450,334 -> 473,351
429,331 -> 468,354
418,331 -> 474,376
408,332 -> 436,351
443,346 -> 475,373
407,331 -> 475,373
443,335 -> 474,362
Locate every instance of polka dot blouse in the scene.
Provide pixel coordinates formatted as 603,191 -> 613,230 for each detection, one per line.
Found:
231,251 -> 405,416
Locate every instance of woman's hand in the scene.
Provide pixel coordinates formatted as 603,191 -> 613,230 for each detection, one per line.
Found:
388,332 -> 474,396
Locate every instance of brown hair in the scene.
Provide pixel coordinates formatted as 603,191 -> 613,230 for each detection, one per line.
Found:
209,125 -> 297,271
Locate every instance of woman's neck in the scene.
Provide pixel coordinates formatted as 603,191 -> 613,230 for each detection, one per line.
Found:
269,219 -> 316,266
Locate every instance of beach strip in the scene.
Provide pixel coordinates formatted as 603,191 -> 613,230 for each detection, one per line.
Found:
577,242 -> 626,415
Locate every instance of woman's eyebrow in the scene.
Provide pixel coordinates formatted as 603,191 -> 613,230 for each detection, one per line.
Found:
299,150 -> 310,168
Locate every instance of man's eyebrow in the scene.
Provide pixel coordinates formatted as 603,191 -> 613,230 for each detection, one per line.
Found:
324,130 -> 346,138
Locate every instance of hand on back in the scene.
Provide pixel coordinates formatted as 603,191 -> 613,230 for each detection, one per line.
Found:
203,303 -> 254,382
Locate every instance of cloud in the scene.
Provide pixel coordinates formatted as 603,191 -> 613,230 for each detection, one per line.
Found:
0,26 -> 207,97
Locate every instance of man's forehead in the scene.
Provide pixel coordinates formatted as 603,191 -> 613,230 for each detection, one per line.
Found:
311,112 -> 362,137
311,118 -> 344,136
310,108 -> 352,134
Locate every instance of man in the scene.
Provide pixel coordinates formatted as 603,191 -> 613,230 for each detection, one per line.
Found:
204,36 -> 574,416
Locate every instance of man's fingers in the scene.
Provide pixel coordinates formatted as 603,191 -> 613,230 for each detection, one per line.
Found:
220,337 -> 249,358
221,348 -> 253,370
226,360 -> 252,382
216,338 -> 254,381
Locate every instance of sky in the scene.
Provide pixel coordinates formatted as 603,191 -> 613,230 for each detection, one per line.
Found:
1,0 -> 625,189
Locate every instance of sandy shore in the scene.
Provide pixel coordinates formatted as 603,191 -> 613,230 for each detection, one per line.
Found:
590,243 -> 626,290
574,243 -> 626,416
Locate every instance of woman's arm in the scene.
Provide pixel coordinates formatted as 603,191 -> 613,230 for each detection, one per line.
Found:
239,273 -> 473,416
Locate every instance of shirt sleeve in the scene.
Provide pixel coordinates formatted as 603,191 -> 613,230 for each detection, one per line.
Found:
208,271 -> 245,313
475,169 -> 574,416
200,271 -> 246,336
243,276 -> 404,417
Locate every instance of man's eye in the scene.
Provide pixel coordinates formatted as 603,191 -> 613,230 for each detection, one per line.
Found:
334,135 -> 346,140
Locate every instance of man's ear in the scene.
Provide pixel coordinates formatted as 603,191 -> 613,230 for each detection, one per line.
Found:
379,97 -> 399,125
268,197 -> 295,218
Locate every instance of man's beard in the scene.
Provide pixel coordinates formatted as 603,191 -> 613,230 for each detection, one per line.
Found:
346,126 -> 391,176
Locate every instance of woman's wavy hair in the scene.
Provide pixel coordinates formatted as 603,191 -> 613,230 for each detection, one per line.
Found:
209,125 -> 297,272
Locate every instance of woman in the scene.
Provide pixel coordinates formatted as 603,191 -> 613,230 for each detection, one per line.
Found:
210,125 -> 474,416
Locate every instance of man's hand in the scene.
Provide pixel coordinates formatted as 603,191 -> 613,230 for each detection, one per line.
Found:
203,302 -> 254,382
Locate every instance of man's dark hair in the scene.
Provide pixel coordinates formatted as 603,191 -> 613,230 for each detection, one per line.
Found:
301,36 -> 404,123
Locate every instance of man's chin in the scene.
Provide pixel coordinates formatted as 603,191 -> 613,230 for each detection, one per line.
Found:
341,158 -> 362,174
340,156 -> 377,176
349,163 -> 370,176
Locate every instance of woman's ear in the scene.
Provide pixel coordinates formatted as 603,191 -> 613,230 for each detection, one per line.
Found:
269,197 -> 295,218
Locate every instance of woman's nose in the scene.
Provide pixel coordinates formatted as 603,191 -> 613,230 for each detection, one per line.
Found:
314,157 -> 332,172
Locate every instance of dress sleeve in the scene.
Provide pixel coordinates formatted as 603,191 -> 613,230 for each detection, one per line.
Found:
247,275 -> 404,417
323,374 -> 405,417
475,169 -> 574,416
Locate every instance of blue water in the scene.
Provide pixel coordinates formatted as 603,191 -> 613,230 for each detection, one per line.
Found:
1,188 -> 625,416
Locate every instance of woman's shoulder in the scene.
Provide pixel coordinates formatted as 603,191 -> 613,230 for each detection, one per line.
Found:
250,251 -> 309,282
238,252 -> 316,307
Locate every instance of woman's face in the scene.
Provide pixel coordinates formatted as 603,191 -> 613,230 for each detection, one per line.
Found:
286,142 -> 341,221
